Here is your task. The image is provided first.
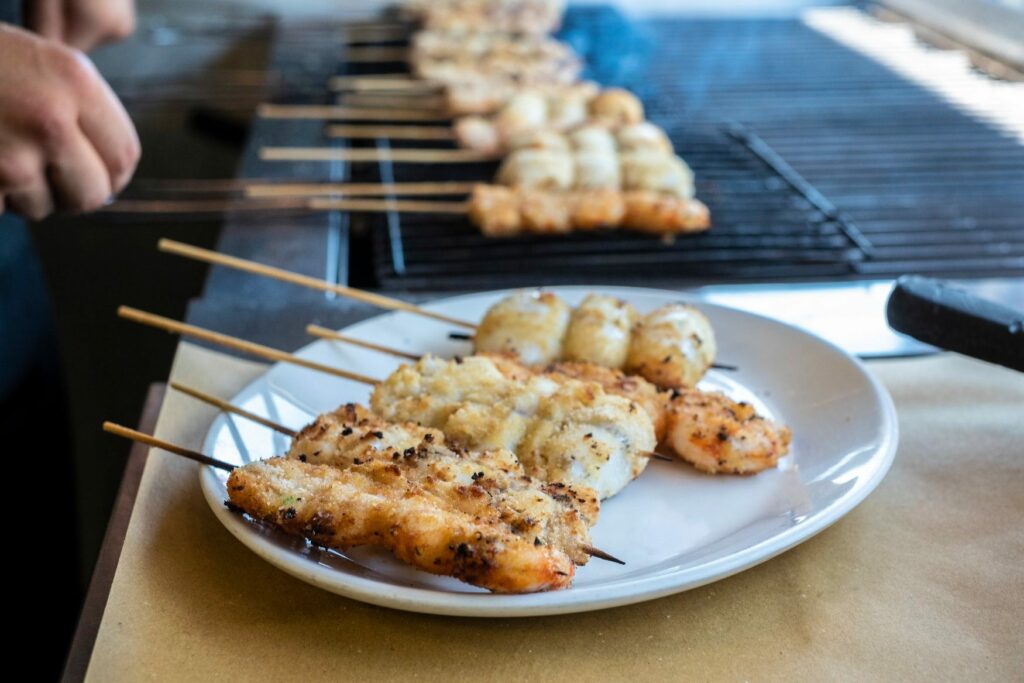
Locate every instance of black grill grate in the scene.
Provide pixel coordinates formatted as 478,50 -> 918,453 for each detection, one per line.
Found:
335,6 -> 1024,290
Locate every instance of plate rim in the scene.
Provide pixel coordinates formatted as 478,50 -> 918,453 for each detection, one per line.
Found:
198,285 -> 899,617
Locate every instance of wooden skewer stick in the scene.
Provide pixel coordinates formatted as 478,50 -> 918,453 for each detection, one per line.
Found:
117,306 -> 379,385
103,422 -> 235,472
103,422 -> 624,564
326,124 -> 455,141
328,76 -> 440,93
307,325 -> 422,361
328,74 -> 422,90
99,198 -> 312,214
343,47 -> 409,62
258,104 -> 450,122
582,546 -> 625,565
169,381 -> 296,437
245,181 -> 474,199
336,94 -> 445,109
309,198 -> 468,213
260,147 -> 493,163
156,239 -> 477,329
338,27 -> 411,44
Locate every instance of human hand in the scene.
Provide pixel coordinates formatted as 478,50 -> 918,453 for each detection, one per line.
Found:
0,24 -> 140,219
24,0 -> 135,52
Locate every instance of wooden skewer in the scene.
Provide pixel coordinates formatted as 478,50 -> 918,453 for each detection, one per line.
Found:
327,74 -> 423,91
309,198 -> 468,213
99,198 -> 312,214
258,104 -> 450,122
245,181 -> 473,199
343,47 -> 409,62
260,147 -> 493,163
338,26 -> 411,44
117,306 -> 380,385
307,325 -> 422,361
326,124 -> 454,141
104,422 -> 624,564
582,546 -> 625,565
156,239 -> 477,329
169,381 -> 296,437
328,77 -> 440,93
336,94 -> 446,110
103,422 -> 235,472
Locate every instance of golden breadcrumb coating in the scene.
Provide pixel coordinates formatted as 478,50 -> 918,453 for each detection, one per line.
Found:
562,294 -> 639,370
625,303 -> 717,389
475,290 -> 571,364
371,354 -> 655,499
228,457 -> 577,593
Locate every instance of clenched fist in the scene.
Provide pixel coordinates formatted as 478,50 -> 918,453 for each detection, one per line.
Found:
24,0 -> 135,52
0,24 -> 140,219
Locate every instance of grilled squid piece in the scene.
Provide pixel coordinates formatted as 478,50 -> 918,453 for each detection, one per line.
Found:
475,290 -> 571,364
625,304 -> 717,389
666,390 -> 792,474
563,294 -> 639,369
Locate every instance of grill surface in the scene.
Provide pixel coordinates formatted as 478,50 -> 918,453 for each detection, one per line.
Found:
339,6 -> 1024,291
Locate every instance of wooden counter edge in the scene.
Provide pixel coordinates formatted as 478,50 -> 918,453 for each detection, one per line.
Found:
62,383 -> 167,683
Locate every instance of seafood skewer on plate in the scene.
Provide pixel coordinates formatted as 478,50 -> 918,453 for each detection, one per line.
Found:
103,404 -> 605,594
119,307 -> 657,500
310,332 -> 792,476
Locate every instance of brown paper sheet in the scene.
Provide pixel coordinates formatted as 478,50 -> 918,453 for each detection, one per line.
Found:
85,343 -> 1024,681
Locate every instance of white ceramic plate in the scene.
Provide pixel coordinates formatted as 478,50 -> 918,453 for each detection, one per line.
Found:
200,286 -> 897,617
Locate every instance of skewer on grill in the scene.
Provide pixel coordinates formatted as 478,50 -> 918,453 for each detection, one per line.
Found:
244,180 -> 474,199
258,104 -> 450,122
258,147 -> 495,163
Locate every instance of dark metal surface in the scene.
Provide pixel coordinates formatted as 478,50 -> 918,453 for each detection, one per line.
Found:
353,9 -> 1024,290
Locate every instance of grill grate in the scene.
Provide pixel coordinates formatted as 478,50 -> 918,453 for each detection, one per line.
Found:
335,6 -> 1024,291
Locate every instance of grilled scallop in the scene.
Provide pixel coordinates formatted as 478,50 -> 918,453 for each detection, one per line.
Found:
497,148 -> 574,190
620,152 -> 695,199
572,151 -> 621,190
588,88 -> 645,126
474,290 -> 572,364
626,304 -> 717,389
563,294 -> 639,369
453,116 -> 502,155
569,124 -> 618,156
665,390 -> 792,474
616,122 -> 675,155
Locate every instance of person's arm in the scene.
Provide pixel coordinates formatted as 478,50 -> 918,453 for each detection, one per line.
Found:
0,22 -> 139,218
24,0 -> 135,52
